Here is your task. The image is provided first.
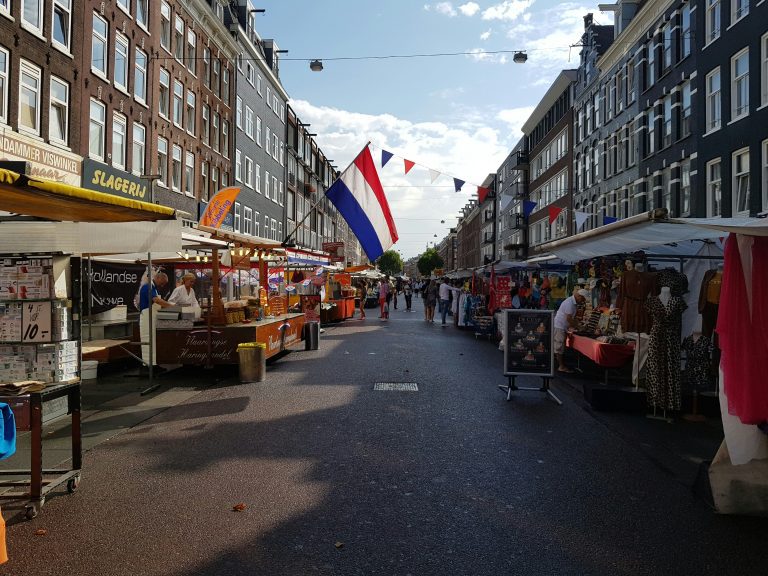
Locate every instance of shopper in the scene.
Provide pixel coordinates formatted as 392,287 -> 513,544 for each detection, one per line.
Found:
379,276 -> 390,319
554,289 -> 589,373
439,278 -> 461,326
425,279 -> 439,322
404,280 -> 413,311
357,280 -> 367,320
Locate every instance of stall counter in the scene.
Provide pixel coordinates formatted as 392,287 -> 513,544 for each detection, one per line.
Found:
155,313 -> 306,365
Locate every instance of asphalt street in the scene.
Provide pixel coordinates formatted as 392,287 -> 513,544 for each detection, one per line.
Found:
2,299 -> 766,576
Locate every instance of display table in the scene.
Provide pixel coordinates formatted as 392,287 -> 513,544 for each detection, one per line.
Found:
567,333 -> 635,385
326,297 -> 356,322
155,313 -> 305,364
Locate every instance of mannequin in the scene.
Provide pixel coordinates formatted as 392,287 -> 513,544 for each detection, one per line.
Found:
658,286 -> 671,308
634,262 -> 645,272
625,259 -> 634,271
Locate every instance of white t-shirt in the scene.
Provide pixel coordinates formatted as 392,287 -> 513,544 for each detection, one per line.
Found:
168,285 -> 198,307
554,295 -> 578,330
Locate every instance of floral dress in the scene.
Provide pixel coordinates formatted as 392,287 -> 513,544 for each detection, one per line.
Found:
645,294 -> 687,410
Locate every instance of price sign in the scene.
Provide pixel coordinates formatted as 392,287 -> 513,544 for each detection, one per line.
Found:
22,301 -> 52,342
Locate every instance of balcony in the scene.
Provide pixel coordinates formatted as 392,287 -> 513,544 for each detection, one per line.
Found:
511,150 -> 529,170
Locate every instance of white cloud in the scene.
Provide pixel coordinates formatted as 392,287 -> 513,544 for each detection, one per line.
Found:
288,99 -> 513,257
433,2 -> 457,16
480,29 -> 492,40
482,0 -> 535,21
459,2 -> 480,16
466,47 -> 507,63
497,106 -> 536,140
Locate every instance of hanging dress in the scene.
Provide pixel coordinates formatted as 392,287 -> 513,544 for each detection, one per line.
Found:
645,294 -> 687,410
681,334 -> 714,392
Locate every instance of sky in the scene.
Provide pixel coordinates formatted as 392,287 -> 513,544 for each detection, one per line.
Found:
255,1 -> 613,259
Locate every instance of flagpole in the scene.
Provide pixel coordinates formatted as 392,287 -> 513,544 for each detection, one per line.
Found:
281,142 -> 371,248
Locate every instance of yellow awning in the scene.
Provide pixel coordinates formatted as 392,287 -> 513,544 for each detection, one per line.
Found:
0,168 -> 176,222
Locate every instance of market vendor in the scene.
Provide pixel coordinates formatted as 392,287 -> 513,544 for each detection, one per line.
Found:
554,288 -> 589,373
169,273 -> 201,318
139,271 -> 173,367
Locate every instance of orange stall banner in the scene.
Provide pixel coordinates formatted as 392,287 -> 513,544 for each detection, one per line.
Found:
199,186 -> 241,228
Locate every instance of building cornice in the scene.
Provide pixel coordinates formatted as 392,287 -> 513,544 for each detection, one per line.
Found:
598,0 -> 675,72
184,0 -> 240,57
521,70 -> 578,135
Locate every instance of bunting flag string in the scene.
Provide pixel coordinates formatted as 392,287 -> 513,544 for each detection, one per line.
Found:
548,205 -> 563,225
573,211 -> 590,231
603,215 -> 618,226
374,143 -> 488,203
523,200 -> 537,218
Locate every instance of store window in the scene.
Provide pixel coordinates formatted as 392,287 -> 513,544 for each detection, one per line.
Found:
49,76 -> 69,145
89,99 -> 106,160
732,148 -> 750,215
706,159 -> 722,217
91,13 -> 108,77
135,49 -> 147,104
184,152 -> 194,197
157,137 -> 168,188
731,48 -> 749,121
114,33 -> 129,92
132,123 -> 146,177
172,145 -> 182,192
52,0 -> 72,52
18,60 -> 41,135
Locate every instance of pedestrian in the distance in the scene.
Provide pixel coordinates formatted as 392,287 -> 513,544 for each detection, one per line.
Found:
379,276 -> 390,319
393,277 -> 403,310
357,280 -> 367,320
439,277 -> 461,326
425,279 -> 439,322
404,280 -> 413,311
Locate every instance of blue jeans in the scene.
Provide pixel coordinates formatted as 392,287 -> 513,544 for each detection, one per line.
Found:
440,299 -> 450,324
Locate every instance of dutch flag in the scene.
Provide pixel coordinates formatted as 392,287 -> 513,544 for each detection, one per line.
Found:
326,145 -> 398,262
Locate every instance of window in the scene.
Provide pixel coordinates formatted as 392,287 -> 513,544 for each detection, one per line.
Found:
173,80 -> 183,127
135,49 -> 147,103
267,87 -> 271,108
646,41 -> 655,88
680,4 -> 691,59
212,113 -> 220,153
174,16 -> 184,62
732,0 -> 749,23
762,33 -> 768,107
222,171 -> 228,187
662,24 -> 672,70
212,58 -> 220,97
201,161 -> 209,200
157,137 -> 168,188
256,116 -> 262,146
172,145 -> 182,192
222,120 -> 229,157
132,123 -> 145,176
264,170 -> 270,199
244,207 -> 253,236
246,63 -> 254,86
662,96 -> 672,148
21,0 -> 42,33
116,0 -> 128,13
234,202 -> 241,233
160,2 -> 171,51
706,68 -> 721,132
271,219 -> 277,241
114,34 -> 129,92
272,175 -> 278,202
184,152 -> 194,197
706,0 -> 721,44
278,222 -> 283,242
158,68 -> 170,119
680,160 -> 691,216
265,126 -> 271,152
254,163 -> 261,193
49,77 -> 69,144
89,99 -> 106,159
272,134 -> 279,159
186,90 -> 196,135
202,105 -> 210,145
211,166 -> 218,195
646,107 -> 656,155
680,82 -> 692,138
92,13 -> 108,77
222,68 -> 229,102
254,212 -> 261,237
203,48 -> 210,87
244,157 -> 253,187
279,182 -> 284,206
111,114 -> 127,169
706,159 -> 722,217
52,0 -> 72,52
235,149 -> 242,181
0,48 -> 8,123
186,30 -> 196,73
732,48 -> 749,120
257,74 -> 262,95
136,0 -> 148,29
264,215 -> 269,239
18,61 -> 41,134
627,58 -> 636,102
236,97 -> 242,128
732,148 -> 750,215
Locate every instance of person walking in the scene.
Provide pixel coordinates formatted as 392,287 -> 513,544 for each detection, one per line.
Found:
424,279 -> 439,322
403,280 -> 413,311
379,276 -> 390,319
393,276 -> 402,309
357,280 -> 367,320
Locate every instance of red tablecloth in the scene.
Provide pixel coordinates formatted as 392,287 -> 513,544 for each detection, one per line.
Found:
567,334 -> 635,368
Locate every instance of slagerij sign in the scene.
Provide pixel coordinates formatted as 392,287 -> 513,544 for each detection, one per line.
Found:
81,159 -> 149,200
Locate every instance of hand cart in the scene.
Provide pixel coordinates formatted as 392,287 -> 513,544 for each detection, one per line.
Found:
0,381 -> 82,519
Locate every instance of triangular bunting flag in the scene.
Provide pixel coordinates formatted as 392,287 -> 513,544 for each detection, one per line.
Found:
548,205 -> 563,225
523,200 -> 537,218
454,178 -> 465,193
404,159 -> 415,174
381,150 -> 393,168
478,187 -> 489,203
603,216 -> 618,226
574,211 -> 590,231
429,169 -> 441,183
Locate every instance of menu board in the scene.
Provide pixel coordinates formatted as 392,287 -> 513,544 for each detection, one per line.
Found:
503,309 -> 554,377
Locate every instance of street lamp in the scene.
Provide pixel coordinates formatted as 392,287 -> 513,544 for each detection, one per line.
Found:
310,59 -> 324,72
513,51 -> 528,64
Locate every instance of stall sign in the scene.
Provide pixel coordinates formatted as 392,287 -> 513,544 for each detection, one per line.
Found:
258,316 -> 303,358
22,301 -> 51,342
268,296 -> 287,316
496,276 -> 512,309
301,295 -> 321,322
1,131 -> 82,185
322,241 -> 345,263
82,159 -> 149,200
157,328 -> 244,364
197,201 -> 234,231
87,261 -> 173,315
503,310 -> 554,377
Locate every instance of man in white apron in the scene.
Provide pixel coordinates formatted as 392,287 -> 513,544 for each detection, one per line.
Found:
138,272 -> 172,366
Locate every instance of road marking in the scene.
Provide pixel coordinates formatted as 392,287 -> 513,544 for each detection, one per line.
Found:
373,382 -> 419,392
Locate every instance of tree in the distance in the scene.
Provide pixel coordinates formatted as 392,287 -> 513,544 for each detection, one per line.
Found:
376,250 -> 403,276
417,248 -> 444,277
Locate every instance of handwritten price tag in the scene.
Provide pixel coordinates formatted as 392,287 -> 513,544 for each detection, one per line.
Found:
22,301 -> 52,342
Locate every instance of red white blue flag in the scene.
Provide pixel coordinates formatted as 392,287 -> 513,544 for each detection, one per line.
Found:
326,145 -> 398,262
